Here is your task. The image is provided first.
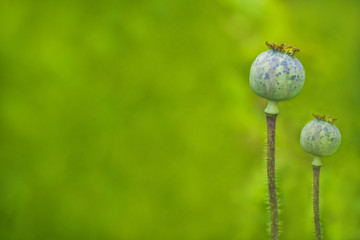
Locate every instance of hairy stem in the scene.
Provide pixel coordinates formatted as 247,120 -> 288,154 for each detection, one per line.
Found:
266,114 -> 279,240
313,166 -> 321,240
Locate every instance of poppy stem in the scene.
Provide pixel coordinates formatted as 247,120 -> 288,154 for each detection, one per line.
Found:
266,114 -> 279,240
313,163 -> 321,240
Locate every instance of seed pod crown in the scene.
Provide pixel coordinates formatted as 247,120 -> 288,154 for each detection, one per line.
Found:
265,41 -> 300,56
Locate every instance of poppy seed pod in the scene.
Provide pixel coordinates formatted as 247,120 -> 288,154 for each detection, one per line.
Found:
300,114 -> 341,161
250,41 -> 305,115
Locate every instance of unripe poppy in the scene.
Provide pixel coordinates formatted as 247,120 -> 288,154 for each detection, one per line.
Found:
300,114 -> 341,159
301,114 -> 341,238
250,41 -> 305,115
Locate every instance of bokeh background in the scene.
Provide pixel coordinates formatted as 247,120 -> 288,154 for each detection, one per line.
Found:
0,0 -> 359,239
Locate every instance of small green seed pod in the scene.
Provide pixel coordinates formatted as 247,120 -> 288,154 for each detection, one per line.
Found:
250,41 -> 305,115
300,114 -> 341,160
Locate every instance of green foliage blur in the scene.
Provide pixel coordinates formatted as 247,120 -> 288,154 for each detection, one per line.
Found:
0,0 -> 359,239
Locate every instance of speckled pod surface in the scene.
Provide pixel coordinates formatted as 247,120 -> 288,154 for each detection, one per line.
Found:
300,119 -> 341,157
250,49 -> 305,101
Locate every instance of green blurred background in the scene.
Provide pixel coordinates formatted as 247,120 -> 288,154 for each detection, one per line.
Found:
0,0 -> 359,239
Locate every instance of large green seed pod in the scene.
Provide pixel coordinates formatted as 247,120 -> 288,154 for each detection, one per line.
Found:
250,42 -> 305,115
300,114 -> 341,159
